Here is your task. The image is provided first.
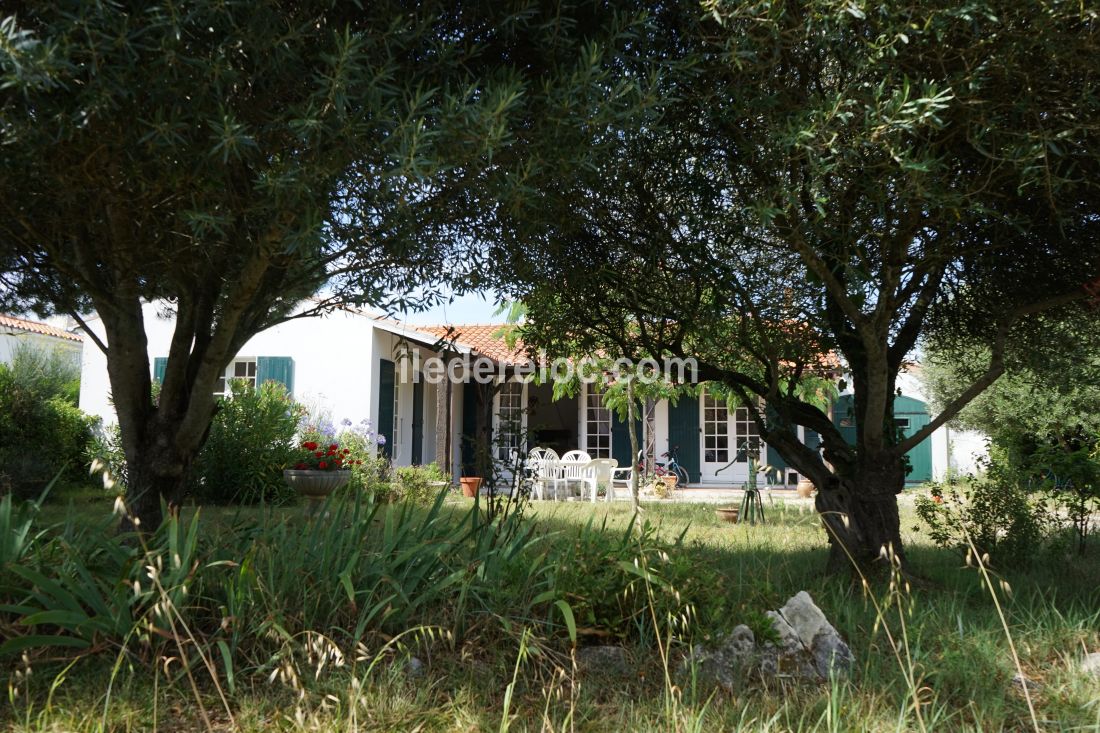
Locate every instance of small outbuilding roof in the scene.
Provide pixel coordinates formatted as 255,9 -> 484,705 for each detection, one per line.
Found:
0,314 -> 82,342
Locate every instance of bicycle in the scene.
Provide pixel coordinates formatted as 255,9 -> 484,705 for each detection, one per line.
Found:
637,446 -> 690,488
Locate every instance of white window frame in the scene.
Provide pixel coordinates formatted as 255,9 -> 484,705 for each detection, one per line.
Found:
584,385 -> 612,459
391,381 -> 402,462
702,390 -> 730,464
494,380 -> 526,461
214,358 -> 257,397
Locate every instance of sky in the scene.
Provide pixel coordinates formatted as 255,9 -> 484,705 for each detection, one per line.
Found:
392,290 -> 505,327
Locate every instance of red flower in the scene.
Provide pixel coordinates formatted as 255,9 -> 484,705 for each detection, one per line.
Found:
318,461 -> 328,469
314,451 -> 324,458
295,462 -> 307,470
329,444 -> 338,451
342,448 -> 351,454
335,458 -> 343,466
326,449 -> 337,456
303,441 -> 318,451
356,460 -> 363,465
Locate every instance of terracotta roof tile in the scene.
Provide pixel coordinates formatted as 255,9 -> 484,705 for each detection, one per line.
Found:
419,324 -> 523,363
0,314 -> 82,342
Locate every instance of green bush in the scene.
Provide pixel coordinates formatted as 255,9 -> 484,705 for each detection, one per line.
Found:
914,465 -> 1054,567
187,380 -> 304,504
0,345 -> 95,498
393,463 -> 452,504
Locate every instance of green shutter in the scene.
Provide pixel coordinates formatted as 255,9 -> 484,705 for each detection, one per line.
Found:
667,395 -> 700,483
610,411 -> 641,469
832,393 -> 935,484
411,380 -> 424,465
377,359 -> 395,460
153,357 -> 168,384
460,381 -> 479,473
833,395 -> 858,446
896,395 -> 933,484
256,356 -> 295,396
766,445 -> 787,474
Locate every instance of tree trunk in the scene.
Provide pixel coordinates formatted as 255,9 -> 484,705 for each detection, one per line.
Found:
816,452 -> 908,575
626,383 -> 640,513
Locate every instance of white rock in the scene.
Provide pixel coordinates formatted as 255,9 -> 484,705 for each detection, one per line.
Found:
1081,652 -> 1100,678
779,591 -> 829,646
812,627 -> 853,679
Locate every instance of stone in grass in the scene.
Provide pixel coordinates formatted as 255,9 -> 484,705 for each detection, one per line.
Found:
1011,673 -> 1040,693
1080,652 -> 1100,679
404,656 -> 425,678
759,611 -> 816,679
687,625 -> 757,691
778,591 -> 853,679
576,645 -> 632,677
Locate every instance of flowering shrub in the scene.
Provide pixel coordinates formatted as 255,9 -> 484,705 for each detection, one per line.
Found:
290,440 -> 359,471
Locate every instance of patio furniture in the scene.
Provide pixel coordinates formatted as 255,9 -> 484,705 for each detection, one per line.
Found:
577,458 -> 618,502
527,447 -> 565,500
557,456 -> 591,499
610,449 -> 642,498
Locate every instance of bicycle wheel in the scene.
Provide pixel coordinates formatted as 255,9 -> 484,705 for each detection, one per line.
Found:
674,464 -> 689,487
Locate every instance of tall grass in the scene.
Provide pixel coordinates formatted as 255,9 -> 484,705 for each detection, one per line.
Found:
3,492 -> 1099,731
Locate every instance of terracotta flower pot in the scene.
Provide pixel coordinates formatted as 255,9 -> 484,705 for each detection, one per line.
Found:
715,507 -> 740,523
460,477 -> 482,498
796,478 -> 815,498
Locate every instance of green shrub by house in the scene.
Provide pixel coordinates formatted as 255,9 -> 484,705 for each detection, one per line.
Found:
0,346 -> 94,498
187,380 -> 304,504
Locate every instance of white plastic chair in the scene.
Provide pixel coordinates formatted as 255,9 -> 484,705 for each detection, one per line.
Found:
578,458 -> 618,502
561,450 -> 591,463
558,457 -> 590,499
610,449 -> 642,499
527,447 -> 562,500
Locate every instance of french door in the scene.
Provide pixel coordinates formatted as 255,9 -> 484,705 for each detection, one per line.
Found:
699,390 -> 766,483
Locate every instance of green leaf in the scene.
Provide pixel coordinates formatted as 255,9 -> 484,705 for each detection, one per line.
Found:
554,600 -> 577,646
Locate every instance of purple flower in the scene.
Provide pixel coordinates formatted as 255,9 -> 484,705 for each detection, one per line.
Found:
341,417 -> 353,426
376,434 -> 387,446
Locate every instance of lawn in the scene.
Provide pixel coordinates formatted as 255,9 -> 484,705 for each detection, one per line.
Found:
3,488 -> 1099,732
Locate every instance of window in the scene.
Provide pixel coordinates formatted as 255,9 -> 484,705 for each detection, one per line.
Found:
894,417 -> 911,430
585,386 -> 611,458
214,359 -> 257,397
496,381 -> 524,460
703,391 -> 729,463
733,406 -> 760,460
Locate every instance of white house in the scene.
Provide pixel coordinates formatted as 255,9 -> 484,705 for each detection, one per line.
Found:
0,314 -> 83,365
78,303 -> 972,488
78,303 -> 464,470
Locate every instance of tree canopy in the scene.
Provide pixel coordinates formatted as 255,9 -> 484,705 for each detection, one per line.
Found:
0,0 -> 650,527
485,0 -> 1100,569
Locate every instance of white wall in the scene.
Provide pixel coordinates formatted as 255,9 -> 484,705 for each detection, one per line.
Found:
79,303 -> 378,428
77,304 -> 447,469
0,331 -> 81,366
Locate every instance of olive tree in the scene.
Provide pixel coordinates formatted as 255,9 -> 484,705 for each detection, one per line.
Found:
486,0 -> 1100,571
0,1 -> 645,529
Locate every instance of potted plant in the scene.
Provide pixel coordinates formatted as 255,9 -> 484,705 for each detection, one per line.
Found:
284,440 -> 359,513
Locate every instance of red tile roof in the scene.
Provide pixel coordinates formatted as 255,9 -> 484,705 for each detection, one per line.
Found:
419,324 -> 524,363
0,314 -> 82,342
